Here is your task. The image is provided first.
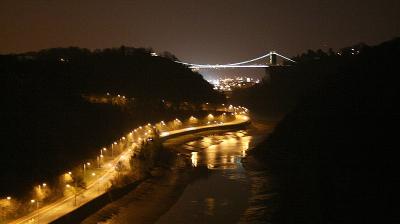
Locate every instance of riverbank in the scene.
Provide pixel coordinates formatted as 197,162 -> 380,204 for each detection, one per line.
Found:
245,72 -> 399,223
80,152 -> 194,224
79,117 -> 270,224
46,115 -> 249,222
8,108 -> 250,224
81,128 -> 245,223
237,116 -> 281,223
80,129 -> 240,224
156,118 -> 278,223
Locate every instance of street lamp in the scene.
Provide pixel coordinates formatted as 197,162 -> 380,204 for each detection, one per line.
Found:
97,156 -> 101,168
65,184 -> 78,206
30,199 -> 39,224
112,142 -> 117,157
83,162 -> 91,176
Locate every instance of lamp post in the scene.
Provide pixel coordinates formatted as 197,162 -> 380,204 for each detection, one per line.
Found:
30,199 -> 39,224
1,197 -> 12,223
112,142 -> 117,157
100,154 -> 104,167
84,162 -> 91,177
74,180 -> 77,206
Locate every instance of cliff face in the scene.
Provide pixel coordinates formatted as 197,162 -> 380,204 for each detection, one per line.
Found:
232,38 -> 399,118
250,38 -> 399,223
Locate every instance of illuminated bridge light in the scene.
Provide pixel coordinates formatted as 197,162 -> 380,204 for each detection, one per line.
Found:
175,51 -> 295,69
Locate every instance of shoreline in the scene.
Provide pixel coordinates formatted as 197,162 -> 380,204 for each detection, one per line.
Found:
57,119 -> 270,224
9,111 -> 251,224
80,130 -> 233,224
81,155 -> 195,224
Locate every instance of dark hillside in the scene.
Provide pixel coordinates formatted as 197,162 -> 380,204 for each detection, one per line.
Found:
0,47 -> 223,102
0,47 -> 224,196
250,38 -> 399,223
231,43 -> 376,117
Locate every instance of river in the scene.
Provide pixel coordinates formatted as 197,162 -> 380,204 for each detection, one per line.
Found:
157,120 -> 277,223
82,119 -> 277,224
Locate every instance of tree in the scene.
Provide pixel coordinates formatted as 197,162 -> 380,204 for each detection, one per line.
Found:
161,51 -> 178,61
328,48 -> 335,56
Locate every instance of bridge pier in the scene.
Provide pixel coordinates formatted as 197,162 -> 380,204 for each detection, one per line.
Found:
269,51 -> 277,66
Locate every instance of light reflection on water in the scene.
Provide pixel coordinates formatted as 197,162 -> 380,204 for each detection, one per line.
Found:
187,131 -> 252,170
191,151 -> 198,167
82,124 -> 275,224
157,130 -> 257,224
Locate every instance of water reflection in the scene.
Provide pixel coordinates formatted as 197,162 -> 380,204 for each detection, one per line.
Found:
184,131 -> 252,170
205,197 -> 215,216
157,130 -> 256,224
82,124 -> 275,224
191,152 -> 198,167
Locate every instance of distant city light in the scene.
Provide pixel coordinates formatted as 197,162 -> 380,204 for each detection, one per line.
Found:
207,76 -> 260,92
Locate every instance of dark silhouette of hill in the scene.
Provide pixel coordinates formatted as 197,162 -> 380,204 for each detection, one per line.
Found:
1,46 -> 223,102
0,47 -> 224,196
250,38 -> 399,223
231,43 -> 374,117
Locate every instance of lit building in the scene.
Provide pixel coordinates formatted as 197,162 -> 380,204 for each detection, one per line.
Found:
207,76 -> 260,92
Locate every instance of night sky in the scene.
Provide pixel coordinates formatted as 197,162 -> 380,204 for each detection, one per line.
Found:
1,0 -> 399,78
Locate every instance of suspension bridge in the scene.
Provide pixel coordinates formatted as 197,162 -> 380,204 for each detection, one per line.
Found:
176,51 -> 295,69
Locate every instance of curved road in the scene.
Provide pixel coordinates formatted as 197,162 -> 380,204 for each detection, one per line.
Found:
9,114 -> 250,224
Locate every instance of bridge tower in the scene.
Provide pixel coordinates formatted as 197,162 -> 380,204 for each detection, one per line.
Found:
269,51 -> 277,65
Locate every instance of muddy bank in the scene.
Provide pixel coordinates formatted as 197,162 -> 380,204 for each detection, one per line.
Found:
80,153 -> 194,224
51,180 -> 145,224
78,119 -> 276,224
156,119 -> 278,223
246,77 -> 398,223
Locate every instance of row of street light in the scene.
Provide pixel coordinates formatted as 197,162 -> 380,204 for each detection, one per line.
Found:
4,103 -> 249,223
